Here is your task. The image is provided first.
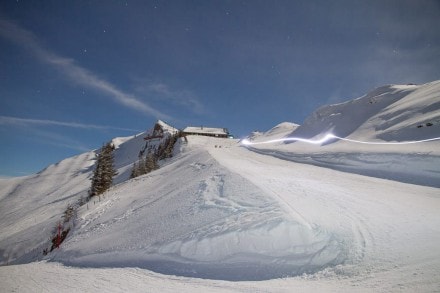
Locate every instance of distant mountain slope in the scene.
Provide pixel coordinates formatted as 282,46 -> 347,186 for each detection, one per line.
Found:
244,80 -> 440,187
289,81 -> 440,142
247,122 -> 299,142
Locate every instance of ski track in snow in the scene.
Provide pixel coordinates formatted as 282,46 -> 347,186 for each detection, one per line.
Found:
37,135 -> 437,284
1,136 -> 439,290
206,141 -> 440,281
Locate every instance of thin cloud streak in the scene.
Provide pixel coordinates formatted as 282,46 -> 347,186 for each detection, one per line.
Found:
0,115 -> 142,132
0,18 -> 171,120
29,128 -> 92,152
136,81 -> 206,114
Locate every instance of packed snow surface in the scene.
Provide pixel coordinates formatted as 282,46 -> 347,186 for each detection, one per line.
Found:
52,138 -> 348,281
1,81 -> 440,291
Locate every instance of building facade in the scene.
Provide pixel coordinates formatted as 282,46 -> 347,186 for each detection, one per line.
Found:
182,126 -> 230,138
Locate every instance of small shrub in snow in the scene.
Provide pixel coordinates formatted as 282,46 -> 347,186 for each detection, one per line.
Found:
62,204 -> 75,223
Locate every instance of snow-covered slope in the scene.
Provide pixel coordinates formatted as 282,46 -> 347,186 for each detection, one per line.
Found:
52,137 -> 346,281
246,122 -> 299,143
0,151 -> 95,265
2,134 -> 439,291
1,82 -> 439,291
112,119 -> 179,183
245,81 -> 440,187
289,81 -> 439,142
0,120 -> 176,265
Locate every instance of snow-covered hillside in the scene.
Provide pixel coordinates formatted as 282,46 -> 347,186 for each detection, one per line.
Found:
51,136 -> 351,281
0,120 -> 176,265
1,82 -> 439,291
0,151 -> 95,265
245,81 -> 440,187
289,81 -> 439,142
246,122 -> 299,143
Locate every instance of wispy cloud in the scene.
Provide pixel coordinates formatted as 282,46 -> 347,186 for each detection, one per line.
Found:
135,81 -> 206,114
30,128 -> 92,152
0,18 -> 171,120
0,115 -> 141,132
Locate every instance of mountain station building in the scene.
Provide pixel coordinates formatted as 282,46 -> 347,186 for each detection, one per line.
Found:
182,126 -> 231,138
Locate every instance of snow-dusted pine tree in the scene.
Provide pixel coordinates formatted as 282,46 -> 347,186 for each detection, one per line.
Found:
129,162 -> 139,179
145,152 -> 159,173
89,142 -> 117,197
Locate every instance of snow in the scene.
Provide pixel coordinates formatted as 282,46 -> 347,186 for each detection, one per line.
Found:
285,81 -> 440,143
244,81 -> 440,187
0,151 -> 96,264
0,123 -> 165,265
1,81 -> 440,291
246,122 -> 299,143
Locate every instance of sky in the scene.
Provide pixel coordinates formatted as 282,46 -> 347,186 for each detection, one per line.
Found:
1,0 -> 439,177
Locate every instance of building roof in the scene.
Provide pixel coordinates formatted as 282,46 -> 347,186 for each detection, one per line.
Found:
183,126 -> 228,135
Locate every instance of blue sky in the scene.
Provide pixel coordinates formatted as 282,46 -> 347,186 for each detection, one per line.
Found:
1,0 -> 439,177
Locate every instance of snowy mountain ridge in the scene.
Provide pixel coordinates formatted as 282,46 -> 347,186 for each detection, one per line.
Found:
288,81 -> 439,142
1,81 -> 440,291
246,80 -> 440,187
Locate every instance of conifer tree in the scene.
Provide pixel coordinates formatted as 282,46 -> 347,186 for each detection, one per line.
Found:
164,133 -> 178,158
129,162 -> 138,179
89,142 -> 117,197
156,133 -> 179,160
145,152 -> 159,173
137,156 -> 147,176
130,131 -> 179,179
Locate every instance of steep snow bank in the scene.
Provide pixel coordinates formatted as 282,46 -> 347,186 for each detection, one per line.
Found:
0,151 -> 95,264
